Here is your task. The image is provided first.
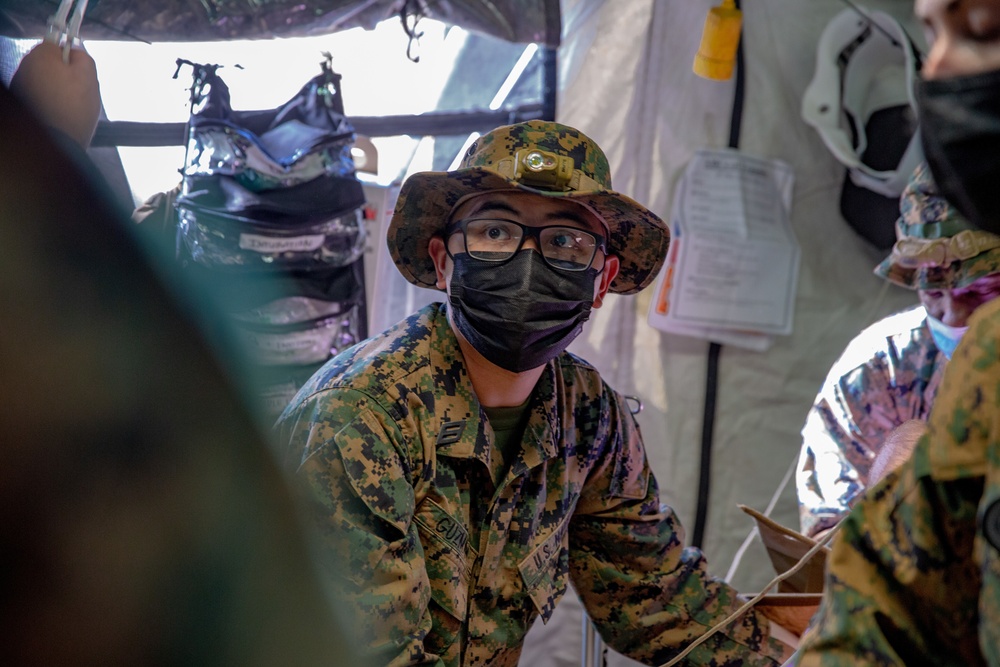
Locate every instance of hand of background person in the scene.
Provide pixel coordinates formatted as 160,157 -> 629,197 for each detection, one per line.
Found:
9,40 -> 101,149
868,419 -> 927,486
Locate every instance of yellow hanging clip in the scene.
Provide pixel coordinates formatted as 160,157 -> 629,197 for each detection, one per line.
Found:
693,0 -> 743,81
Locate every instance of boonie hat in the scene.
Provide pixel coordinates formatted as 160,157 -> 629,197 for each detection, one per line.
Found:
386,120 -> 669,295
875,163 -> 1000,290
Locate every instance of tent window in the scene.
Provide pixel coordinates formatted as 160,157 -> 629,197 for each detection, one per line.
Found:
20,17 -> 548,204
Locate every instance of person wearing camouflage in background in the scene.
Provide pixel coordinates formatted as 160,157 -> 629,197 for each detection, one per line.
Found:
275,120 -> 794,666
796,0 -> 1000,664
795,162 -> 1000,539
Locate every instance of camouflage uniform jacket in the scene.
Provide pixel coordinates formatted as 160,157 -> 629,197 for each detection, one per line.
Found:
796,306 -> 945,537
796,297 -> 1000,667
275,303 -> 788,667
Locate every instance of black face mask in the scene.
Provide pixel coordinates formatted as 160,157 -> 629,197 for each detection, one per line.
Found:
917,68 -> 1000,235
448,250 -> 597,373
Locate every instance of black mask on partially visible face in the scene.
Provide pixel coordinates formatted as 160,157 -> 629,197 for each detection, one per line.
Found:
917,68 -> 1000,234
448,250 -> 597,373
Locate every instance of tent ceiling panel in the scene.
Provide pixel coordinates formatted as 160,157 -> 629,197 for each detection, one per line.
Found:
0,0 -> 561,46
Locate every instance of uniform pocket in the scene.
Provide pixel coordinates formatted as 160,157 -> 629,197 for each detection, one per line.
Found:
413,497 -> 470,623
518,515 -> 570,624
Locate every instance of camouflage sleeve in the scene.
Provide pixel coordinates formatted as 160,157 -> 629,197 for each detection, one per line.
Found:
799,300 -> 1000,666
796,392 -> 864,538
795,457 -> 983,666
797,350 -> 906,538
568,393 -> 787,666
277,388 -> 443,667
936,301 -> 1000,667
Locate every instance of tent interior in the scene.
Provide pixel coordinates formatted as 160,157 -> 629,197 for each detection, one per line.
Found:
0,0 -> 926,664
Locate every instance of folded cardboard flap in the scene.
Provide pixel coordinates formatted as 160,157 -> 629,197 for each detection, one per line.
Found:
738,504 -> 829,594
755,592 -> 823,638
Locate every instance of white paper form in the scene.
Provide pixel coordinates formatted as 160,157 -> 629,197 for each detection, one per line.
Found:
648,149 -> 799,350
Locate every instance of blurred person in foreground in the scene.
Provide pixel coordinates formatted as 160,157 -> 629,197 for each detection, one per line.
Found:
1,41 -> 359,666
274,120 -> 796,666
796,162 -> 1000,540
797,0 -> 1000,664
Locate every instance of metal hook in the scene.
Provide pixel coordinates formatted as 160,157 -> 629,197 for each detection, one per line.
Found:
400,0 -> 425,63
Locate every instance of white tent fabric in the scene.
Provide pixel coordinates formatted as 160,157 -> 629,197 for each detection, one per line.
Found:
518,0 -> 923,665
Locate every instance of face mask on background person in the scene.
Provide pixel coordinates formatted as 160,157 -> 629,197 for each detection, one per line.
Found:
448,250 -> 598,373
917,69 -> 1000,235
925,313 -> 970,359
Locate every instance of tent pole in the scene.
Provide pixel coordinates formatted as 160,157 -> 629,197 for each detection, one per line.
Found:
691,0 -> 745,550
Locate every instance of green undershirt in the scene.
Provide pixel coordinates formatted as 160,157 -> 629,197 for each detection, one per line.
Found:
482,398 -> 531,486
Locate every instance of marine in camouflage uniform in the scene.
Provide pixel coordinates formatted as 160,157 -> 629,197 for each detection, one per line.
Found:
274,121 -> 790,666
796,162 -> 1000,538
277,302 -> 789,666
796,0 -> 1000,662
796,294 -> 1000,666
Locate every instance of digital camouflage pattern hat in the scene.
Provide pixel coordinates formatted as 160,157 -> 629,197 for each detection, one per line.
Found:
386,120 -> 669,295
874,162 -> 1000,290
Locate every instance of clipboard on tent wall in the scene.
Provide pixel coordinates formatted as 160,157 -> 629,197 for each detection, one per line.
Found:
647,148 -> 799,352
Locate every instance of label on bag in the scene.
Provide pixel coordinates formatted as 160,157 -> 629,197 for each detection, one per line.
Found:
239,233 -> 326,253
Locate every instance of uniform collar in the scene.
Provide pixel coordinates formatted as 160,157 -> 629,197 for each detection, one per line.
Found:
425,304 -> 562,468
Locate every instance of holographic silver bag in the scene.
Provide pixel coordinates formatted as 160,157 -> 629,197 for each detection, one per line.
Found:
176,59 -> 366,270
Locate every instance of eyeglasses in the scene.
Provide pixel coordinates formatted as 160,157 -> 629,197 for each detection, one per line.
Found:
444,218 -> 606,271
